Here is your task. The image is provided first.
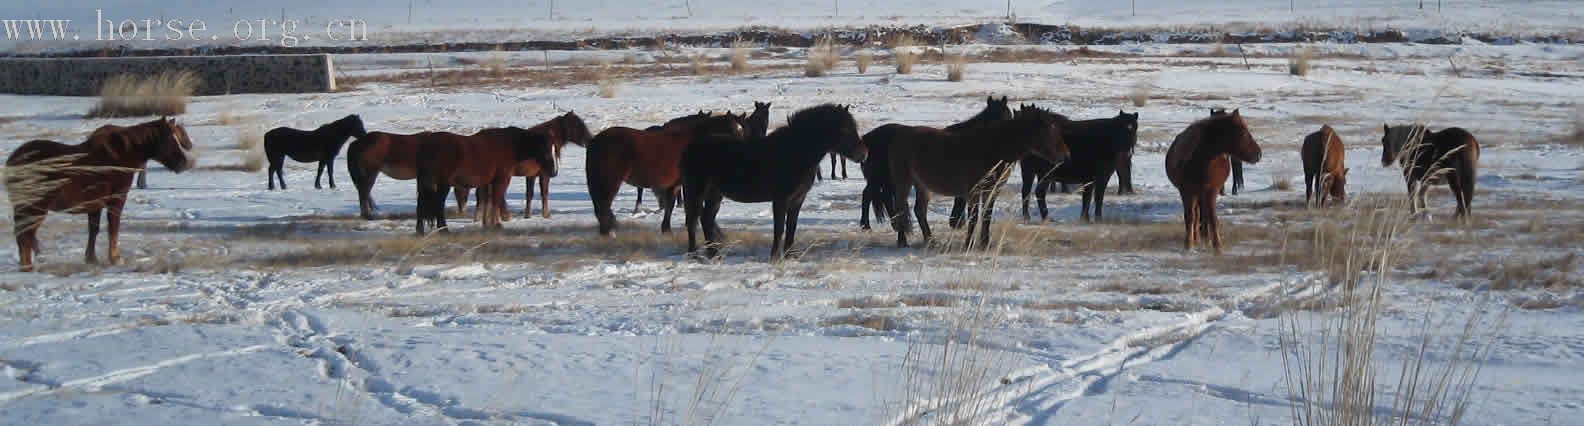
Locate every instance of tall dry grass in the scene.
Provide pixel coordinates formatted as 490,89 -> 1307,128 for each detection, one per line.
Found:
1128,79 -> 1153,107
1278,139 -> 1505,426
729,39 -> 753,73
86,70 -> 199,118
236,126 -> 266,172
805,36 -> 839,77
945,52 -> 968,82
892,35 -> 918,75
855,50 -> 873,74
597,60 -> 621,98
1289,44 -> 1314,77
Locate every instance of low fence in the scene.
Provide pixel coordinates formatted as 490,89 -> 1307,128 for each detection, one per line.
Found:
0,54 -> 336,96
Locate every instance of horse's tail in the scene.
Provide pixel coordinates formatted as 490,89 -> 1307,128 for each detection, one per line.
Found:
346,135 -> 370,190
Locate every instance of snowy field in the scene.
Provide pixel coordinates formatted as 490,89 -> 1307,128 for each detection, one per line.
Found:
3,0 -> 1582,53
3,2 -> 1584,424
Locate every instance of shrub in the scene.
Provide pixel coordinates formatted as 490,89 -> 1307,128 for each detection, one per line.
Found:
87,70 -> 199,118
1289,44 -> 1314,76
855,50 -> 872,74
893,35 -> 917,75
730,39 -> 753,73
945,52 -> 967,82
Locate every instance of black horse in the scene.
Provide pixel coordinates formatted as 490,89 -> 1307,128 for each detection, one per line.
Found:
682,104 -> 867,260
1014,110 -> 1139,222
265,114 -> 368,190
858,96 -> 1011,231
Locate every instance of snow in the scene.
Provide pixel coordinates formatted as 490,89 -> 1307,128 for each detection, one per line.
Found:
3,2 -> 1584,424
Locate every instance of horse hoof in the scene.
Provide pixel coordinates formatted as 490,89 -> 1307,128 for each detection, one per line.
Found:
19,265 -> 34,273
542,212 -> 551,219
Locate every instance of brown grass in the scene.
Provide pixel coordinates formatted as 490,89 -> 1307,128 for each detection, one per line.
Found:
855,50 -> 872,74
805,36 -> 838,77
945,52 -> 967,82
1271,175 -> 1295,191
729,39 -> 753,73
340,61 -> 800,92
1289,44 -> 1313,77
86,70 -> 199,118
1128,78 -> 1153,107
892,35 -> 917,75
235,126 -> 265,172
595,61 -> 620,98
691,52 -> 712,76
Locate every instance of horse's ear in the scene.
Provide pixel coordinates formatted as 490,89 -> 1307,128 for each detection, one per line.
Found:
1342,168 -> 1350,176
1231,109 -> 1240,117
1383,123 -> 1390,133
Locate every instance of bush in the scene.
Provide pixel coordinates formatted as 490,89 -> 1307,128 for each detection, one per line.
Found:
855,50 -> 872,74
1289,44 -> 1314,77
805,36 -> 838,77
945,52 -> 967,82
87,70 -> 199,118
730,39 -> 752,73
893,35 -> 917,75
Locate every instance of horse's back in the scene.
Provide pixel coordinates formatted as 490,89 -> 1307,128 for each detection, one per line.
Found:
1431,127 -> 1479,165
360,132 -> 426,180
1302,126 -> 1344,174
5,139 -> 79,167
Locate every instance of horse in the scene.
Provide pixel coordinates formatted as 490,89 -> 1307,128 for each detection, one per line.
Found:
682,104 -> 867,260
453,111 -> 593,219
1015,110 -> 1139,222
587,112 -> 746,235
347,131 -> 430,220
746,102 -> 772,139
631,110 -> 754,212
1207,108 -> 1248,196
265,114 -> 368,190
888,104 -> 1069,250
415,127 -> 558,234
5,117 -> 196,272
1165,109 -> 1262,254
1381,124 -> 1480,218
1302,125 -> 1347,207
860,97 -> 1013,231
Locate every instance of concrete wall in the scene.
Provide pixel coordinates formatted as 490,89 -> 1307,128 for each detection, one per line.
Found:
0,54 -> 335,96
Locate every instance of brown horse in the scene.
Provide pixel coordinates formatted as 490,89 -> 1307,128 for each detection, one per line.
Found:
346,131 -> 431,219
5,118 -> 196,272
1381,124 -> 1480,218
1165,109 -> 1262,254
587,113 -> 745,235
415,127 -> 558,233
265,114 -> 368,190
634,108 -> 764,212
888,104 -> 1069,250
1302,125 -> 1347,207
453,111 -> 594,219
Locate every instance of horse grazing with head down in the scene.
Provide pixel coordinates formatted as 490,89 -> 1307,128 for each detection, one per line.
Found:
888,104 -> 1069,250
6,117 -> 196,272
454,111 -> 593,220
415,127 -> 559,234
1302,125 -> 1347,207
587,112 -> 745,235
1012,110 -> 1139,222
1381,124 -> 1479,218
860,96 -> 1010,231
265,114 -> 368,190
1165,109 -> 1262,254
682,104 -> 867,260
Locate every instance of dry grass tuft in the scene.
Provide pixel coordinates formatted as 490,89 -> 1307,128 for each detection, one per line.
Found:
1288,44 -> 1314,77
892,35 -> 917,75
1271,175 -> 1295,191
945,52 -> 967,82
729,39 -> 753,73
804,36 -> 839,77
236,126 -> 265,172
87,70 -> 199,118
1128,78 -> 1153,107
596,61 -> 621,98
855,50 -> 872,74
691,52 -> 712,76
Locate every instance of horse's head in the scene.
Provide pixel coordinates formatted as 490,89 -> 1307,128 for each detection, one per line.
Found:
1116,110 -> 1140,150
789,104 -> 865,162
340,114 -> 369,139
748,102 -> 772,138
507,126 -> 557,178
1380,124 -> 1422,167
1209,109 -> 1260,164
1323,168 -> 1349,203
985,96 -> 1011,120
151,117 -> 197,173
1014,105 -> 1069,165
558,111 -> 594,147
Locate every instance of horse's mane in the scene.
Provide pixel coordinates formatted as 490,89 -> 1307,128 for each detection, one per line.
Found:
946,98 -> 1011,131
1167,113 -> 1244,173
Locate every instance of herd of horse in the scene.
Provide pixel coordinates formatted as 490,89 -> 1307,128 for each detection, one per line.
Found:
4,97 -> 1481,271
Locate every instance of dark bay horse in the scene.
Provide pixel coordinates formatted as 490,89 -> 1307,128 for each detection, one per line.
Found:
415,127 -> 558,233
454,111 -> 593,219
682,104 -> 867,260
347,131 -> 431,219
6,118 -> 196,272
1382,124 -> 1480,218
1208,108 -> 1248,196
888,104 -> 1069,250
265,114 -> 367,190
631,110 -> 754,212
1302,125 -> 1347,207
1015,110 -> 1139,222
588,113 -> 745,235
1165,109 -> 1262,254
860,96 -> 1011,231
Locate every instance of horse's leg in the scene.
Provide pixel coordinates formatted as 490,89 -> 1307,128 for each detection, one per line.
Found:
85,209 -> 101,264
829,154 -> 839,180
948,198 -> 966,229
633,187 -> 644,213
435,184 -> 454,233
267,157 -> 281,190
701,188 -> 725,259
539,175 -> 552,218
785,194 -> 806,256
915,187 -> 933,246
1035,179 -> 1053,222
1204,191 -> 1223,254
890,178 -> 914,248
1180,192 -> 1197,251
15,207 -> 41,272
860,183 -> 874,231
1094,177 -> 1110,221
1450,167 -> 1474,220
359,172 -> 379,220
1020,172 -> 1034,221
840,157 -> 848,179
494,178 -> 512,228
1117,155 -> 1133,195
770,199 -> 787,261
314,161 -> 325,190
978,190 -> 1000,250
1305,173 -> 1315,206
106,199 -> 126,265
326,158 -> 336,189
684,182 -> 701,257
135,170 -> 147,190
657,188 -> 676,233
962,192 -> 982,250
453,187 -> 469,217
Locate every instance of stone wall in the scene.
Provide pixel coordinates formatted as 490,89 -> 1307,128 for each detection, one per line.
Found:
0,54 -> 335,96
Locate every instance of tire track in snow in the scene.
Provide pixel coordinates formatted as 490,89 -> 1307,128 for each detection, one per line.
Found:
887,280 -> 1290,425
0,344 -> 272,404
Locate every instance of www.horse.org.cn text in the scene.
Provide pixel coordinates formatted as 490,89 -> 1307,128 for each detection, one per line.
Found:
1,10 -> 368,47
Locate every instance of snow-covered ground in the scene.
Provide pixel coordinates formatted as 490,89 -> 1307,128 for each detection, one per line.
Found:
3,17 -> 1584,426
4,0 -> 1581,53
